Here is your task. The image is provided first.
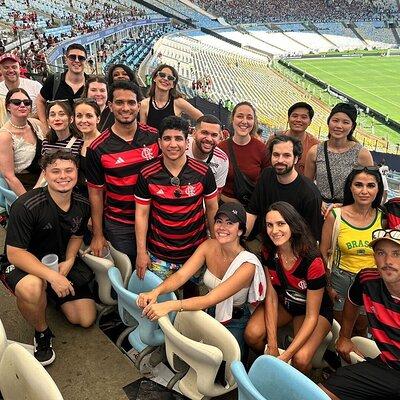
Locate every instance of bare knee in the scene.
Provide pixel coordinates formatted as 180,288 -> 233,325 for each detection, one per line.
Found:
15,275 -> 45,304
244,322 -> 266,346
62,300 -> 96,328
291,351 -> 312,374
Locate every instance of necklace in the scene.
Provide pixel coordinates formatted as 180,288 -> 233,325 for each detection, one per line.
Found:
152,97 -> 170,111
9,120 -> 28,129
279,252 -> 297,267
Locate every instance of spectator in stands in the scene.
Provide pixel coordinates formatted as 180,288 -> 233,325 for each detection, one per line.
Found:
4,150 -> 96,366
36,43 -> 88,128
135,116 -> 218,280
0,53 -> 42,116
320,229 -> 400,400
138,202 -> 266,356
86,81 -> 159,264
82,76 -> 111,132
378,160 -> 389,204
106,63 -> 138,86
73,98 -> 101,196
245,201 -> 332,374
186,114 -> 229,192
266,102 -> 318,174
0,88 -> 44,195
305,103 -> 374,216
246,135 -> 323,244
254,127 -> 265,143
140,64 -> 203,131
218,101 -> 268,206
320,166 -> 384,335
41,100 -> 83,157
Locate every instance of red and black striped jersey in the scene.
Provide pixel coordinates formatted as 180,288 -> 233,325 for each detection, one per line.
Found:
86,124 -> 159,225
349,269 -> 400,370
135,156 -> 217,264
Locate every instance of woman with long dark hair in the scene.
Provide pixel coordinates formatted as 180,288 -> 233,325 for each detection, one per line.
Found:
244,201 -> 332,373
320,167 -> 384,334
140,64 -> 202,131
305,103 -> 373,216
0,88 -> 44,195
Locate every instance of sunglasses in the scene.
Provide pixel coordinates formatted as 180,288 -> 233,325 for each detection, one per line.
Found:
73,97 -> 98,105
170,176 -> 182,198
157,71 -> 176,82
44,147 -> 74,156
372,229 -> 400,241
9,99 -> 32,107
353,166 -> 380,173
67,54 -> 86,62
46,99 -> 69,106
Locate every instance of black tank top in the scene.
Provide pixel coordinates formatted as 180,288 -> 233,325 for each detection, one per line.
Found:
146,96 -> 175,131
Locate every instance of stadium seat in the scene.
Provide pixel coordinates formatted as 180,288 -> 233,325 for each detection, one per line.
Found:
0,319 -> 34,357
0,342 -> 64,400
231,355 -> 330,400
108,267 -> 176,370
80,242 -> 132,325
349,336 -> 380,364
158,310 -> 240,400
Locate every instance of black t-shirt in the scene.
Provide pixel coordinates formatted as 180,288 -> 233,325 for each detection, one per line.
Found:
40,72 -> 86,104
6,188 -> 90,261
246,167 -> 323,241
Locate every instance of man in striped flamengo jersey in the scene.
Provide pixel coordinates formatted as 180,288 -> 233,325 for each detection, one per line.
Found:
86,81 -> 159,264
186,114 -> 229,194
320,229 -> 400,400
135,116 -> 218,281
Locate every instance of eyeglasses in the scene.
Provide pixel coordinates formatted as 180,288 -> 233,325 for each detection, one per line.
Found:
157,71 -> 176,82
372,229 -> 400,240
9,99 -> 32,107
67,54 -> 86,62
353,166 -> 380,173
170,176 -> 182,198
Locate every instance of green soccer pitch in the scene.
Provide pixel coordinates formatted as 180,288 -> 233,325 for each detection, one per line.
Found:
291,56 -> 400,123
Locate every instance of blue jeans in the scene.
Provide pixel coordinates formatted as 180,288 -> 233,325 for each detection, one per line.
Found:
208,304 -> 250,361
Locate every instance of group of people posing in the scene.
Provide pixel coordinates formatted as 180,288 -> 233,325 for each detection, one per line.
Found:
1,42 -> 399,400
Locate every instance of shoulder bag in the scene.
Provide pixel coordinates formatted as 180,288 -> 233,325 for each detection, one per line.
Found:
326,207 -> 341,272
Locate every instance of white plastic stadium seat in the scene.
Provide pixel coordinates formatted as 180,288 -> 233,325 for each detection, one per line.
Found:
158,310 -> 240,399
0,342 -> 64,399
350,336 -> 380,364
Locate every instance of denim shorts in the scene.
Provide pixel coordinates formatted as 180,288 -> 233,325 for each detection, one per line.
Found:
331,266 -> 366,315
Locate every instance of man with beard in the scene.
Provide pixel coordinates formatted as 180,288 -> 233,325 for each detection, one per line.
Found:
186,115 -> 228,193
86,80 -> 159,264
246,135 -> 323,242
4,150 -> 96,366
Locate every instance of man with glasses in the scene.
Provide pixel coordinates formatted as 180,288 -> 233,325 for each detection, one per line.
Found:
36,43 -> 88,127
186,114 -> 228,194
0,53 -> 42,116
320,229 -> 400,400
86,80 -> 159,265
135,116 -> 218,281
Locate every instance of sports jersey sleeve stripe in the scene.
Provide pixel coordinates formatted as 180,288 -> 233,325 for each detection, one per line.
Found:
204,188 -> 218,199
134,195 -> 151,205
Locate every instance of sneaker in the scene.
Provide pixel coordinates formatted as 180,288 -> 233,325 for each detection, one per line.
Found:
34,328 -> 55,366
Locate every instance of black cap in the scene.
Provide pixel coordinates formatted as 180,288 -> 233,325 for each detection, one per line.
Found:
327,103 -> 357,127
215,202 -> 246,227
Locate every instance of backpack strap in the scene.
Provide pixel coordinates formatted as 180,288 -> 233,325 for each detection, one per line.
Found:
52,73 -> 62,101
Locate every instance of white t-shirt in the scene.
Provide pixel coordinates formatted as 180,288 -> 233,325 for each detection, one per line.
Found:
186,136 -> 229,189
0,77 -> 42,114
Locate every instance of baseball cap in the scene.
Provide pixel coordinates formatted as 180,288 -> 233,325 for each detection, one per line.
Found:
369,229 -> 400,248
215,202 -> 246,227
0,53 -> 20,64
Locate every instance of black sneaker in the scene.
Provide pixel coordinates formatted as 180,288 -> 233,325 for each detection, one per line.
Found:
34,328 -> 55,366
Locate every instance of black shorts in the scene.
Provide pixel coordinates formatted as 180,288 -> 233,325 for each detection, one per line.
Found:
4,260 -> 94,306
323,356 -> 400,400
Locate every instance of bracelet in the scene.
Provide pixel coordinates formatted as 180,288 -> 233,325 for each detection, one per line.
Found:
179,299 -> 184,312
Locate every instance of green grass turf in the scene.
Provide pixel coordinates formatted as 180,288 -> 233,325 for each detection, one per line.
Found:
291,56 -> 400,123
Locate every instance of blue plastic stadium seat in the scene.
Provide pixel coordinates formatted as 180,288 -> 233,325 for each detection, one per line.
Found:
231,355 -> 330,400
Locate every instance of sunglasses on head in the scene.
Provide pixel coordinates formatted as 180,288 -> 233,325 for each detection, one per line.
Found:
46,99 -> 69,106
9,99 -> 32,107
73,97 -> 98,105
170,176 -> 182,198
157,71 -> 176,82
67,54 -> 86,62
44,147 -> 74,157
372,229 -> 400,241
353,166 -> 380,173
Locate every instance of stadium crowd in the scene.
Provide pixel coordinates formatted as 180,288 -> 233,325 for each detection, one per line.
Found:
0,23 -> 400,400
196,0 -> 399,23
